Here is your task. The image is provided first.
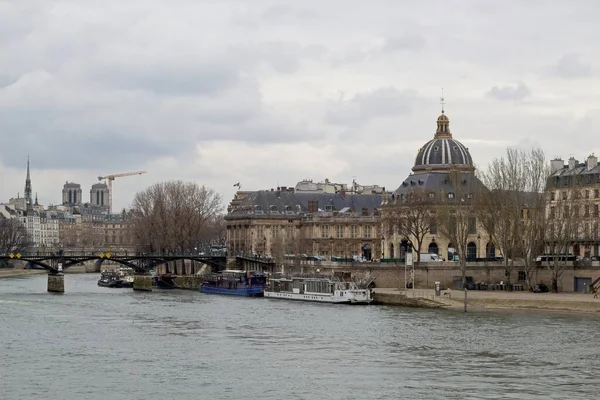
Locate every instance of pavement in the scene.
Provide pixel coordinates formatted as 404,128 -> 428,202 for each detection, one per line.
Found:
374,287 -> 600,313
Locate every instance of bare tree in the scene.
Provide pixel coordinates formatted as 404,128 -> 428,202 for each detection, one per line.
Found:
382,188 -> 435,263
514,149 -> 548,290
0,218 -> 29,254
129,181 -> 222,253
476,147 -> 546,289
544,186 -> 581,292
270,229 -> 286,265
436,171 -> 479,312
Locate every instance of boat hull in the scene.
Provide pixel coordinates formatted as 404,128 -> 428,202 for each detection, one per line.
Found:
199,285 -> 266,297
264,291 -> 372,304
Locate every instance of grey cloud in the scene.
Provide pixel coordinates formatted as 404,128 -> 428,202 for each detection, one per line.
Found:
485,82 -> 530,101
383,35 -> 426,53
555,54 -> 591,78
332,35 -> 426,65
261,5 -> 317,21
325,87 -> 416,126
91,63 -> 240,96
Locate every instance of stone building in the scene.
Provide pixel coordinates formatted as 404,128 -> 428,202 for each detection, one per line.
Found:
381,109 -> 491,261
62,181 -> 83,206
546,154 -> 600,258
90,182 -> 109,209
225,183 -> 383,260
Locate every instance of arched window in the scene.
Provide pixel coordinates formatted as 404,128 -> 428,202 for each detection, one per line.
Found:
486,242 -> 496,259
428,242 -> 439,255
447,243 -> 455,261
467,242 -> 477,260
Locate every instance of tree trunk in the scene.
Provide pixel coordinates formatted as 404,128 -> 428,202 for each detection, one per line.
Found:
462,263 -> 468,312
551,276 -> 558,293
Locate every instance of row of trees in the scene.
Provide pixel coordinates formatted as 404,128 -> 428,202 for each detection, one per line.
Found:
0,218 -> 28,255
384,146 -> 589,294
128,181 -> 224,253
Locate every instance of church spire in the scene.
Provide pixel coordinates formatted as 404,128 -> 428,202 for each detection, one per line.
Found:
24,156 -> 33,212
35,192 -> 39,206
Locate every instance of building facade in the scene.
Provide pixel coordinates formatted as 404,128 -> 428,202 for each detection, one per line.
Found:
225,182 -> 383,260
381,109 -> 491,261
546,154 -> 600,258
62,181 -> 83,206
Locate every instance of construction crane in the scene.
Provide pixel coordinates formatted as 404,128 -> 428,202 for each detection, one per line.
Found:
98,171 -> 147,213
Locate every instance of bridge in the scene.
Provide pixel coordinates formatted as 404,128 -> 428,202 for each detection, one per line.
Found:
0,251 -> 227,293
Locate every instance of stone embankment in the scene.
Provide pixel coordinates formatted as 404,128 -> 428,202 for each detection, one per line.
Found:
373,288 -> 453,308
374,288 -> 600,313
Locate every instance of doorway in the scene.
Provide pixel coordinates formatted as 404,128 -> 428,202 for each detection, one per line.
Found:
362,244 -> 372,261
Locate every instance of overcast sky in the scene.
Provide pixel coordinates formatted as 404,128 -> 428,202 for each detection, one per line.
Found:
1,0 -> 598,211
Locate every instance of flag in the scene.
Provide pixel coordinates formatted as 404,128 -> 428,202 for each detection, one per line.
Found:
233,182 -> 240,188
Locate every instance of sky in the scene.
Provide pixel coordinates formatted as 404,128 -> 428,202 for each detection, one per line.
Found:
1,0 -> 599,212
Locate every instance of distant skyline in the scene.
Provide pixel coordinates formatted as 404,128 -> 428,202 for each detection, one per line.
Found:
1,1 -> 599,210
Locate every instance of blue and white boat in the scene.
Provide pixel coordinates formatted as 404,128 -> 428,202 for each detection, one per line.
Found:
199,270 -> 267,297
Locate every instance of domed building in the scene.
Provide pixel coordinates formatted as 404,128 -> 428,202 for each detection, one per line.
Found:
381,108 -> 490,264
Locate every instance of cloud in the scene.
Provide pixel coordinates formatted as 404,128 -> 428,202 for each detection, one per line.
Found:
485,82 -> 531,101
555,54 -> 592,78
1,0 -> 600,212
325,87 -> 416,126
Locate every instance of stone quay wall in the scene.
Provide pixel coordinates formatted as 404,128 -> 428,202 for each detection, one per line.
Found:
272,261 -> 600,292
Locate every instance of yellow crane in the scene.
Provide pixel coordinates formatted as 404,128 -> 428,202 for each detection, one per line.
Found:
98,170 -> 147,213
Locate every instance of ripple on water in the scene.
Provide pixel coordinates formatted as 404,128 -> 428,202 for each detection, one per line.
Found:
1,274 -> 599,400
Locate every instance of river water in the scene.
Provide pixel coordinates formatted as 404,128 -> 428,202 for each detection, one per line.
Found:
0,273 -> 598,400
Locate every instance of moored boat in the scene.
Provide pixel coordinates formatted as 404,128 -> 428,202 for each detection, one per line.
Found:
264,275 -> 372,304
199,270 -> 267,297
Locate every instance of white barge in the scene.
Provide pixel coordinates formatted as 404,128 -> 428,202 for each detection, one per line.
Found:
264,275 -> 372,304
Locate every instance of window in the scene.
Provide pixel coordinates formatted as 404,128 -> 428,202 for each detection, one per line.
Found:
429,192 -> 435,199
562,191 -> 567,200
595,204 -> 599,217
364,225 -> 372,238
325,205 -> 334,212
584,206 -> 590,217
448,192 -> 455,199
430,219 -> 438,234
321,225 -> 329,238
351,225 -> 357,238
518,271 -> 526,282
336,225 -> 343,238
468,216 -> 477,235
550,207 -> 555,219
586,190 -> 590,199
271,225 -> 278,238
596,189 -> 600,199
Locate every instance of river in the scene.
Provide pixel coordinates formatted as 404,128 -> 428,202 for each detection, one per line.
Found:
0,273 -> 598,400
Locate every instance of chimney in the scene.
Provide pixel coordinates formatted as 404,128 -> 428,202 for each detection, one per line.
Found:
568,157 -> 577,170
550,158 -> 564,174
587,153 -> 598,171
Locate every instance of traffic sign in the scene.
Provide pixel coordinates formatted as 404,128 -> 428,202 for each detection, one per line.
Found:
9,253 -> 14,259
99,253 -> 105,259
105,253 -> 111,258
16,253 -> 21,259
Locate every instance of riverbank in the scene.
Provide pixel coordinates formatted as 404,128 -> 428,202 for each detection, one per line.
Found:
374,288 -> 600,313
0,265 -> 88,279
0,269 -> 46,279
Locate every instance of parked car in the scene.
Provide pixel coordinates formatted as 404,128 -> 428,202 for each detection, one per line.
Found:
532,283 -> 549,293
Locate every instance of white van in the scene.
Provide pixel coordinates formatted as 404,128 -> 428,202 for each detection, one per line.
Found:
420,253 -> 444,262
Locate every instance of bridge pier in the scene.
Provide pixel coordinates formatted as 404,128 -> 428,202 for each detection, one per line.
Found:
48,273 -> 65,293
133,275 -> 152,291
